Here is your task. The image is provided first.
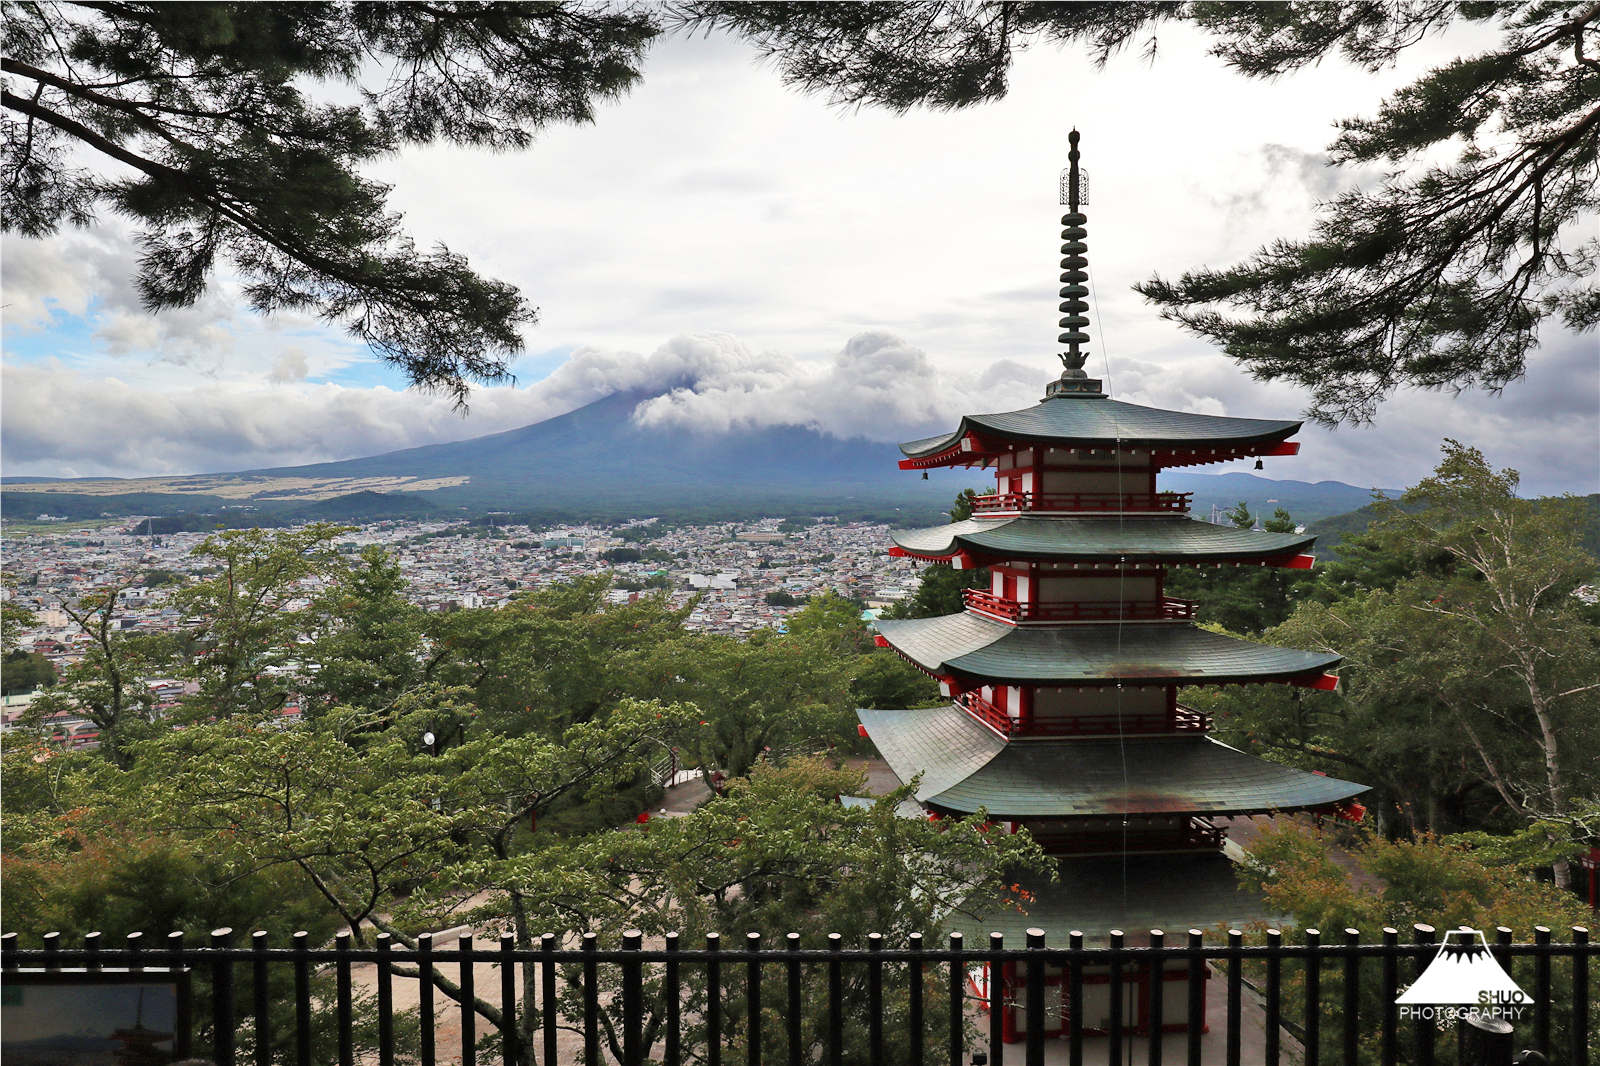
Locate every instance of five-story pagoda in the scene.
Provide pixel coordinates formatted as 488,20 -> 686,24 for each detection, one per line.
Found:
858,132 -> 1368,981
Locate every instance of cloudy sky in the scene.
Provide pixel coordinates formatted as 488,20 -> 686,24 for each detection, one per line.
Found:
4,19 -> 1595,496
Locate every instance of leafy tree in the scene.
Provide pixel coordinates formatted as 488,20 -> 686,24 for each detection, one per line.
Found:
1165,505 -> 1309,632
467,757 -> 1050,1065
0,647 -> 55,695
686,1 -> 1600,421
176,523 -> 352,721
1,570 -> 38,650
22,579 -> 178,765
764,589 -> 798,606
1235,820 -> 1591,1065
302,546 -> 426,714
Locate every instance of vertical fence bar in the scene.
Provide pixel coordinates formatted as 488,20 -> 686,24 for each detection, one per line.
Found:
787,933 -> 803,1066
1573,926 -> 1590,1066
1412,924 -> 1435,1066
127,931 -> 143,973
376,934 -> 394,1066
212,927 -> 236,1066
252,931 -> 271,1066
1109,929 -> 1125,1066
501,932 -> 518,1066
663,933 -> 680,1066
418,933 -> 435,1066
1148,930 -> 1164,1066
949,932 -> 964,1066
1303,928 -> 1320,1066
1025,928 -> 1045,1066
336,931 -> 354,1066
827,932 -> 843,1066
1186,930 -> 1203,1066
1341,929 -> 1359,1066
868,933 -> 885,1066
541,933 -> 559,1066
1264,929 -> 1281,1066
85,930 -> 102,971
909,932 -> 925,1066
0,932 -> 16,970
748,932 -> 763,1066
582,932 -> 598,1066
989,932 -> 1005,1066
1069,930 -> 1084,1066
1225,929 -> 1241,1066
293,931 -> 312,1066
43,930 -> 60,971
461,932 -> 477,1066
168,931 -> 186,989
623,930 -> 643,1066
707,932 -> 722,1066
1380,928 -> 1398,1066
1533,925 -> 1551,1060
499,928 -> 518,1062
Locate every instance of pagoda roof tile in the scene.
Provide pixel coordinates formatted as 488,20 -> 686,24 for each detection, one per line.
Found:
858,704 -> 1367,817
892,514 -> 1315,562
900,397 -> 1300,458
874,612 -> 1341,684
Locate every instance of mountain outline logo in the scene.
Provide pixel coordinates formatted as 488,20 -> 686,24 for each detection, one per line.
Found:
1396,928 -> 1530,1006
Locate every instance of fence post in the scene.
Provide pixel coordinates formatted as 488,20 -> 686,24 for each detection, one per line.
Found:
1264,928 -> 1281,1066
1533,926 -> 1550,1060
662,932 -> 679,1066
827,932 -> 843,1066
418,932 -> 435,1066
748,931 -> 764,1066
1414,924 -> 1436,1066
868,933 -> 884,1066
787,933 -> 803,1066
293,931 -> 311,1066
336,930 -> 354,1066
43,930 -> 60,971
461,932 -> 477,1066
1109,929 -> 1125,1066
501,931 -> 518,1066
1573,926 -> 1590,1066
376,932 -> 394,1066
707,932 -> 723,1066
1148,929 -> 1165,1066
1343,928 -> 1360,1066
909,932 -> 924,1066
1186,930 -> 1203,1066
1381,927 -> 1399,1066
212,927 -> 236,1066
989,931 -> 1005,1066
1025,928 -> 1045,1066
582,932 -> 598,1066
85,930 -> 102,972
252,930 -> 271,1066
1304,928 -> 1321,1066
1458,1014 -> 1513,1066
1,931 -> 16,971
540,933 -> 558,1066
949,932 -> 965,1066
623,929 -> 643,1066
127,931 -> 143,974
1225,929 -> 1242,1066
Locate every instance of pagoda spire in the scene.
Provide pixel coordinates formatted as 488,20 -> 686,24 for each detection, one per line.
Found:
1045,129 -> 1104,400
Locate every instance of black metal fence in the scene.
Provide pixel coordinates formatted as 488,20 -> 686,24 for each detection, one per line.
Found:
2,923 -> 1592,1066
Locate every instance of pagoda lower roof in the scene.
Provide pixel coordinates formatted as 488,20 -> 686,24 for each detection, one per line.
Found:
857,704 -> 1367,818
899,396 -> 1300,460
874,612 -> 1341,685
891,514 -> 1315,564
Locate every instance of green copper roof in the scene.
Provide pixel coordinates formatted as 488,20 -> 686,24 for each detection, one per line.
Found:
858,705 -> 1367,818
874,612 -> 1341,684
892,514 -> 1315,562
900,397 -> 1300,458
944,853 -> 1276,943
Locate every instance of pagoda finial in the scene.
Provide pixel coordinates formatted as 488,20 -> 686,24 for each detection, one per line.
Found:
1045,129 -> 1104,400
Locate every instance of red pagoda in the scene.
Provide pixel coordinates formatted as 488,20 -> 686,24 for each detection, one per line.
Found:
857,132 -> 1368,1040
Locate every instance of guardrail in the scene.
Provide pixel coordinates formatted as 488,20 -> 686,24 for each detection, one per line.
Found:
969,491 -> 1192,514
963,591 -> 1200,624
1,925 -> 1591,1066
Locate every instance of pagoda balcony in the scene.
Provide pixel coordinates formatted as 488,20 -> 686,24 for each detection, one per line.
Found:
968,490 -> 1191,515
1026,816 -> 1228,855
957,692 -> 1211,737
963,590 -> 1199,624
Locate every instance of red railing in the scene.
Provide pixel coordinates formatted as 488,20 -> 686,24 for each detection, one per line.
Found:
969,490 -> 1191,514
1028,816 -> 1227,854
963,590 -> 1199,623
956,695 -> 1211,737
